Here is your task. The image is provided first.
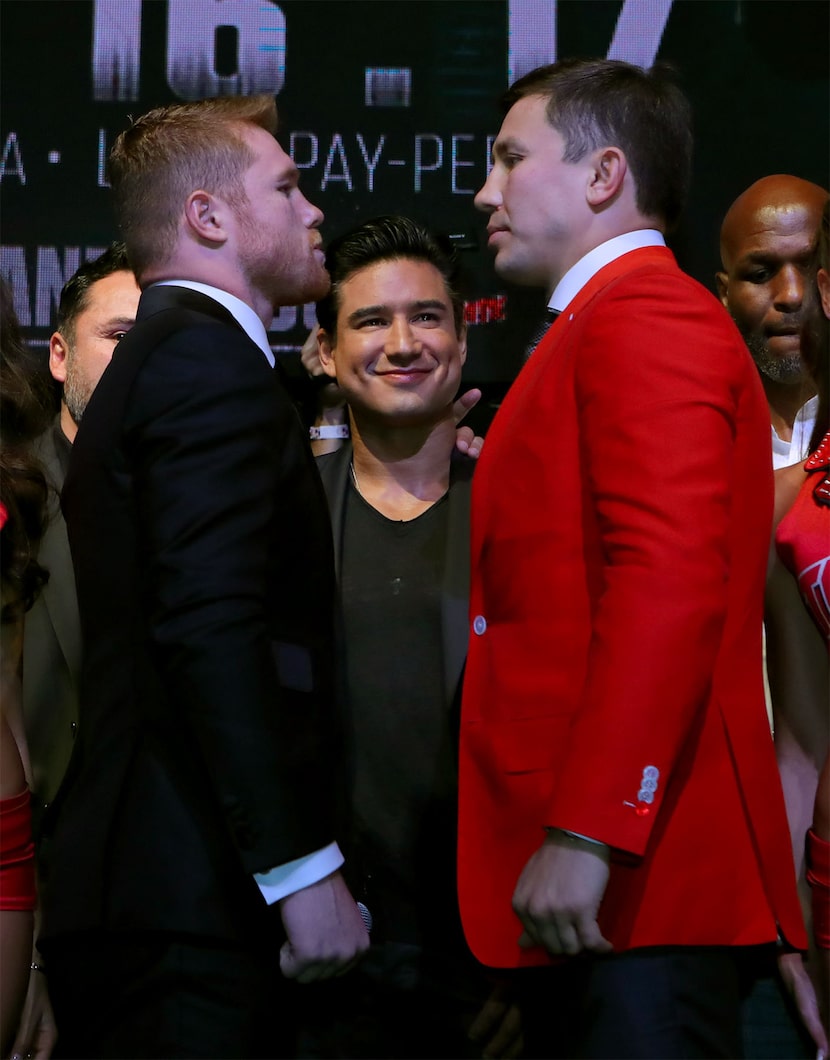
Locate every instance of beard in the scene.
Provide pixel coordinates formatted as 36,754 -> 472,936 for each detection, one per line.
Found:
63,358 -> 92,427
745,334 -> 806,385
235,207 -> 330,312
241,240 -> 329,312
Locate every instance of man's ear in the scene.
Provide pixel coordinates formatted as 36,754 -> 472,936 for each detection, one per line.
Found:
586,147 -> 626,208
458,324 -> 468,366
817,268 -> 830,321
49,331 -> 69,383
184,190 -> 228,246
715,271 -> 729,308
317,328 -> 339,379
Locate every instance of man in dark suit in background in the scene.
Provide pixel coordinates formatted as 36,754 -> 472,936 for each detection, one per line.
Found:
39,94 -> 368,1059
24,244 -> 139,835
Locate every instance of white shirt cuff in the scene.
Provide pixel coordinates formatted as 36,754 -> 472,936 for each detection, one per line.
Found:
253,841 -> 344,904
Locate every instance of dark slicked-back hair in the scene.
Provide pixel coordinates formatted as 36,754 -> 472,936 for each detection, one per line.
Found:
56,241 -> 131,342
107,94 -> 277,281
316,215 -> 465,339
504,58 -> 692,231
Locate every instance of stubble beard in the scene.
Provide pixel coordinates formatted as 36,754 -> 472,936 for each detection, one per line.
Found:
242,237 -> 329,312
238,213 -> 328,309
63,355 -> 91,427
745,333 -> 806,386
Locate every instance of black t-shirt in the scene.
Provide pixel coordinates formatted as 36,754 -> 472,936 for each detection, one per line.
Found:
340,482 -> 460,947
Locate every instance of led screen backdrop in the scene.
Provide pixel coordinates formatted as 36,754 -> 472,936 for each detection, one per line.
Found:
2,0 -> 827,389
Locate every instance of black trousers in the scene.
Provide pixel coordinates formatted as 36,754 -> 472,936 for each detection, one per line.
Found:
292,940 -> 492,1059
517,946 -> 746,1060
43,930 -> 293,1059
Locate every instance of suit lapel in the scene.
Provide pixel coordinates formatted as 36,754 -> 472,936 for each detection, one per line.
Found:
472,245 -> 677,566
315,445 -> 352,584
441,456 -> 473,708
318,445 -> 471,711
533,244 -> 676,362
35,429 -> 82,680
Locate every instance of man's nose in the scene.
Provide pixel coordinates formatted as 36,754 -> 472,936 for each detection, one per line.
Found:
299,190 -> 324,229
773,265 -> 804,311
385,317 -> 420,357
474,166 -> 502,214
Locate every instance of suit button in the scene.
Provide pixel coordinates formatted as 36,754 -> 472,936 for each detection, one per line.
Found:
643,765 -> 659,781
637,788 -> 654,804
473,615 -> 487,635
70,722 -> 77,736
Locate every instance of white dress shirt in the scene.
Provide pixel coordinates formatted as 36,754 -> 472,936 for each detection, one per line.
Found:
548,230 -> 667,313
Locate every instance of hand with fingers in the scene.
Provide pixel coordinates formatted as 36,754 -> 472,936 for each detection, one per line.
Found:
453,388 -> 485,459
468,980 -> 524,1059
8,957 -> 57,1060
278,870 -> 370,984
777,950 -> 829,1060
512,829 -> 613,957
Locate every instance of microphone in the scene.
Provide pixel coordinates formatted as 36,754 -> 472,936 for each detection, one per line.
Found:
356,901 -> 373,934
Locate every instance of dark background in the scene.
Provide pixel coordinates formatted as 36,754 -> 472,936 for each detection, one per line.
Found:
2,0 -> 827,412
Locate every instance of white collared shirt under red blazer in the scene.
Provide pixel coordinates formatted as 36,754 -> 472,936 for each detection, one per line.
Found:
457,245 -> 806,968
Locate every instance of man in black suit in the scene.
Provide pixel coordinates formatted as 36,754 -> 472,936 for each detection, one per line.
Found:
39,94 -> 369,1059
24,244 -> 139,837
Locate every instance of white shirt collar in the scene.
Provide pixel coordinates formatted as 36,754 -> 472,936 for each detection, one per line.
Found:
153,280 -> 275,367
549,230 -> 666,313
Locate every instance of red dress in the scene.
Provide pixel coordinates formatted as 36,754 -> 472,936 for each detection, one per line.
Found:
0,501 -> 36,912
775,430 -> 830,948
0,788 -> 36,911
776,430 -> 830,642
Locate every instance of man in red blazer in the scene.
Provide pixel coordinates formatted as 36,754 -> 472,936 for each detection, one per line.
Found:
457,58 -> 806,1058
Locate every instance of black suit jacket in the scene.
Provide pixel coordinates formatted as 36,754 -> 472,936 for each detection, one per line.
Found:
41,285 -> 339,946
314,445 -> 473,941
315,444 -> 472,711
24,423 -> 80,830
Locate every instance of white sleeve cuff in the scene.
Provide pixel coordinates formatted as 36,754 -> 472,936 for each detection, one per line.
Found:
253,842 -> 344,905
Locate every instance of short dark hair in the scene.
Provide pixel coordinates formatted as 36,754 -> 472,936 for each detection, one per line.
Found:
504,58 -> 692,231
56,242 -> 131,341
316,215 -> 465,338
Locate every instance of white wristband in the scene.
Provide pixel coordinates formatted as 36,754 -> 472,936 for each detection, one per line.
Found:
309,424 -> 350,440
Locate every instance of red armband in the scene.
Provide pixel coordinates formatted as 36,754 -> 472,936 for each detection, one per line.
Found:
806,828 -> 830,949
0,788 -> 36,912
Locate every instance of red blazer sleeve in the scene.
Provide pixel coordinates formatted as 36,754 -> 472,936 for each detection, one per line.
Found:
547,267 -> 768,856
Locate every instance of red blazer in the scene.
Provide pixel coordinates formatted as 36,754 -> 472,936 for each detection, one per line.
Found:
457,246 -> 806,968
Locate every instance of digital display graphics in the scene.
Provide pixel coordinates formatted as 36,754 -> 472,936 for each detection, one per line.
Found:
2,0 -> 827,387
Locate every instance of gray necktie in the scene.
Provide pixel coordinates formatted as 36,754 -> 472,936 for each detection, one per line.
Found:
524,308 -> 560,359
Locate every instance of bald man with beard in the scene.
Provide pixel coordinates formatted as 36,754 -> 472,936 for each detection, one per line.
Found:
717,175 -> 828,469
